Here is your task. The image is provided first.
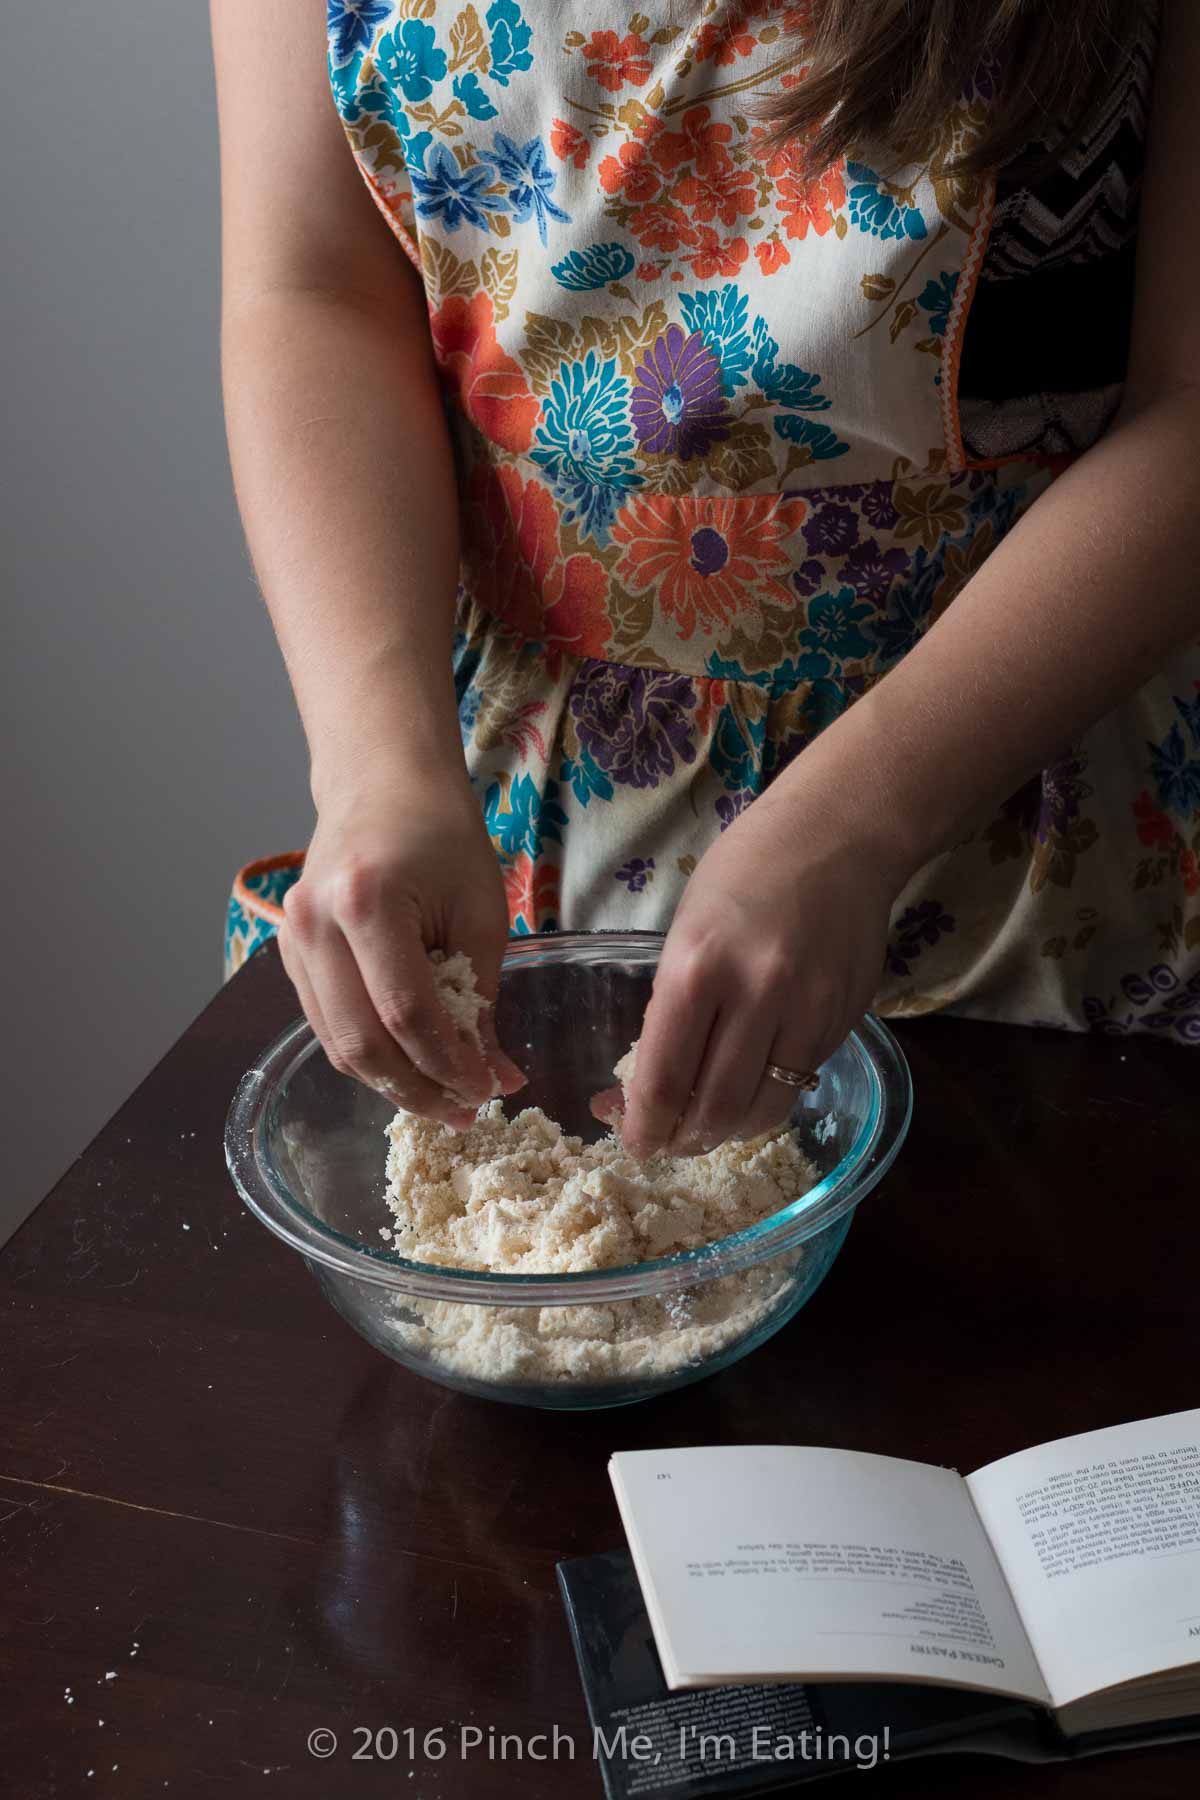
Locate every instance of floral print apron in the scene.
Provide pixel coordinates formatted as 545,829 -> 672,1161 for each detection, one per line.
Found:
228,0 -> 1200,1046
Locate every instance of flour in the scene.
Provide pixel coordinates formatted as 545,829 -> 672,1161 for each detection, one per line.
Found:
381,964 -> 818,1389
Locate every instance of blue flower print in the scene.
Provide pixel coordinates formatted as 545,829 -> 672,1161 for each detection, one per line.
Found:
328,0 -> 390,68
453,72 -> 498,120
486,0 -> 534,86
710,706 -> 765,794
846,162 -> 928,241
561,742 -> 615,808
873,545 -> 942,669
377,18 -> 448,105
773,650 -> 834,688
774,415 -> 850,459
750,321 -> 831,412
483,135 -> 570,244
551,242 -> 637,292
410,143 -> 500,232
484,772 -> 566,858
799,588 -> 876,663
329,53 -> 367,122
329,38 -> 397,127
679,284 -> 752,395
705,649 -> 765,687
1175,690 -> 1200,751
459,687 -> 482,744
1147,721 -> 1200,816
917,271 -> 958,337
802,676 -> 850,737
681,290 -> 847,455
532,353 -> 641,542
224,894 -> 250,967
705,647 -> 830,693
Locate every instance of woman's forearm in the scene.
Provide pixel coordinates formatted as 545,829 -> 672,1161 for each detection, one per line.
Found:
768,388 -> 1200,882
221,275 -> 465,806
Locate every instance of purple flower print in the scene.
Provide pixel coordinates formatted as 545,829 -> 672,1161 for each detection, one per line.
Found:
886,898 -> 955,977
791,557 -> 824,598
764,731 -> 808,785
861,482 -> 899,531
1084,965 -> 1200,1045
570,661 -> 698,789
690,527 -> 729,576
837,537 -> 910,604
615,857 -> 656,892
631,326 -> 729,459
716,790 -> 752,831
1035,750 -> 1091,845
803,503 -> 860,557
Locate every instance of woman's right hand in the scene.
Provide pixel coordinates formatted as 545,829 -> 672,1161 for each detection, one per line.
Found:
277,765 -> 526,1127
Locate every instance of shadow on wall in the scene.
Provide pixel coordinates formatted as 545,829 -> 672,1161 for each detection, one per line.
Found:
0,0 -> 311,1242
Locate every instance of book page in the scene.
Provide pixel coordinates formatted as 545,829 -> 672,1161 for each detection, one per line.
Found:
609,1446 -> 1048,1702
966,1408 -> 1200,1709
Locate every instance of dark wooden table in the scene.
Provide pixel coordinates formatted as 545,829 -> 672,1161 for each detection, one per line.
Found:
2,942 -> 1195,1799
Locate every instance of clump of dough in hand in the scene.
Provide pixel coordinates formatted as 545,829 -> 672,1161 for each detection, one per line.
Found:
612,1037 -> 639,1105
429,949 -> 500,1097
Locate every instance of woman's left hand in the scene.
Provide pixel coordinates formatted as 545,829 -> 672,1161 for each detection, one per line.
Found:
614,782 -> 906,1158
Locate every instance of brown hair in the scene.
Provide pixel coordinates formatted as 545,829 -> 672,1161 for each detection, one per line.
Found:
761,0 -> 1150,175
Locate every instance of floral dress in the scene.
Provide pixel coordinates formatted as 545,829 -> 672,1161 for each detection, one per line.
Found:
227,0 -> 1200,1045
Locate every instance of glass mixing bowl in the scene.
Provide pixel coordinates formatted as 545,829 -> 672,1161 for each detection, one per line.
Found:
225,932 -> 912,1409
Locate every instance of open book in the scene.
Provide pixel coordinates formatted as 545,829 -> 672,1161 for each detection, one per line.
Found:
609,1408 -> 1200,1739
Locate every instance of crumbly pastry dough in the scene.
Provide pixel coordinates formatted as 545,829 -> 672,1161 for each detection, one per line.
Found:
378,958 -> 818,1389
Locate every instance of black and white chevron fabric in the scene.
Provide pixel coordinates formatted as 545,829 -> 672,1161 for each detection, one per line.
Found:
959,1 -> 1161,463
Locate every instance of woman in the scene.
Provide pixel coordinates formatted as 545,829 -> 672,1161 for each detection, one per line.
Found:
215,0 -> 1198,1158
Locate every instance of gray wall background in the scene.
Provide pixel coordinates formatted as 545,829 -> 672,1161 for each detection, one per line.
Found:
2,1 -> 312,1243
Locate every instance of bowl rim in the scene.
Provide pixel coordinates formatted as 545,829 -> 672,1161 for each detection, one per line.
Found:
224,931 -> 913,1305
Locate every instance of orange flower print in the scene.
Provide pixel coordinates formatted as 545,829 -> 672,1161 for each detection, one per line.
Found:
752,130 -> 847,240
776,164 -> 847,239
1133,789 -> 1176,850
672,164 -> 756,228
688,227 -> 749,280
550,118 -> 591,168
750,128 -> 801,183
694,676 -> 729,736
635,260 -> 664,281
612,495 -> 807,641
755,237 -> 791,275
467,465 -> 612,667
653,107 -> 734,180
694,18 -> 756,65
541,549 -> 612,663
429,291 -> 539,455
582,28 -> 654,91
467,463 -> 554,641
504,853 -> 561,934
629,201 -> 699,255
598,139 -> 662,205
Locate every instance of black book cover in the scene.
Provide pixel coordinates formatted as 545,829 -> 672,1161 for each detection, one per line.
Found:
557,1550 -> 1200,1798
